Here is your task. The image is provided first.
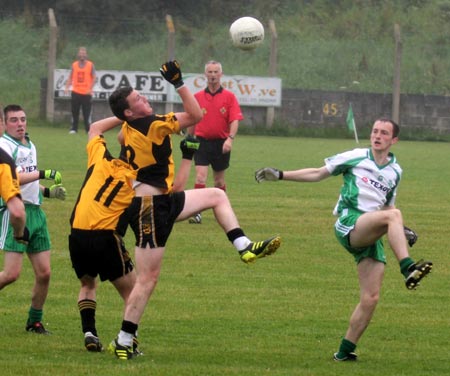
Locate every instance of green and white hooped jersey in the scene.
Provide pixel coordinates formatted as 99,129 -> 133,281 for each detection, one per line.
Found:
0,134 -> 41,206
325,148 -> 402,216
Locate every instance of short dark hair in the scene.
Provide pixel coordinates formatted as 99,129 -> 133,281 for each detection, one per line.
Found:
4,104 -> 24,120
109,87 -> 133,120
376,117 -> 400,138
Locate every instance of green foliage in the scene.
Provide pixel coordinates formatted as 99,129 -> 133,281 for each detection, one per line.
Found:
0,127 -> 448,375
0,19 -> 48,114
0,1 -> 449,118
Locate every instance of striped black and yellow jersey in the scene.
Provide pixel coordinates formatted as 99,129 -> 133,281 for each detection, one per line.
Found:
119,112 -> 180,193
70,135 -> 135,230
0,147 -> 22,206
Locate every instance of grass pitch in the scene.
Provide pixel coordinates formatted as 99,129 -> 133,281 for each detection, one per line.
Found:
0,127 -> 448,375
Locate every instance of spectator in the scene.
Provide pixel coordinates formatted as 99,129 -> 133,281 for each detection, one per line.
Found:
65,46 -> 96,134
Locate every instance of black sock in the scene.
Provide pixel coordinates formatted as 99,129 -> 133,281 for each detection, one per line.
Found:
78,299 -> 97,336
121,320 -> 138,336
226,228 -> 245,243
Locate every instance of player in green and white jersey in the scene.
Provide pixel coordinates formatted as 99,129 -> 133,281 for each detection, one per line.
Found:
0,104 -> 66,334
255,118 -> 432,362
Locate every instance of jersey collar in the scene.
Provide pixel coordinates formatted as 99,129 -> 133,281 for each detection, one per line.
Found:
205,86 -> 223,96
368,148 -> 396,168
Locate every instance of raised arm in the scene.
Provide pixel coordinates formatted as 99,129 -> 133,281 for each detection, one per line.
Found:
159,60 -> 202,129
88,116 -> 123,140
174,85 -> 203,129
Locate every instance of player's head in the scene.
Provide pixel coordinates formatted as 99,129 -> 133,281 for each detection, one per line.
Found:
109,86 -> 152,121
370,118 -> 399,150
204,60 -> 223,86
4,104 -> 27,140
374,118 -> 399,137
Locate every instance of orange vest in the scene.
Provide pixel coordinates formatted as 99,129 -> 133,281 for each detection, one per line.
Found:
71,60 -> 94,95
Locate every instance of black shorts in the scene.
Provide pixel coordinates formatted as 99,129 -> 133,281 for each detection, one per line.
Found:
194,137 -> 230,171
69,229 -> 134,282
128,192 -> 185,249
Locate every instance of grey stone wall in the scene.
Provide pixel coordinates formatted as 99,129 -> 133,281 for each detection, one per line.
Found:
49,88 -> 450,135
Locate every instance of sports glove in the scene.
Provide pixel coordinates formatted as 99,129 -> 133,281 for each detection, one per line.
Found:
14,226 -> 30,245
255,167 -> 283,183
160,60 -> 184,89
404,225 -> 418,247
39,169 -> 62,184
179,135 -> 200,160
44,184 -> 67,200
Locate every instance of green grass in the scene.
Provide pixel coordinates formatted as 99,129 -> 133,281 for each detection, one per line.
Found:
0,128 -> 448,375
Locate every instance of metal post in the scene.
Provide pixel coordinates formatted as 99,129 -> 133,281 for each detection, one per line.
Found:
165,15 -> 175,113
266,19 -> 278,128
392,23 -> 402,124
46,8 -> 57,122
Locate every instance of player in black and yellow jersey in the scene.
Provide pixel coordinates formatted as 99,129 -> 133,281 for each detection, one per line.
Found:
69,116 -> 199,354
99,61 -> 281,360
0,147 -> 28,243
0,108 -> 27,241
69,117 -> 136,353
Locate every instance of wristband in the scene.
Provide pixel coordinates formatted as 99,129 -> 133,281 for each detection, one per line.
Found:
44,187 -> 50,198
279,171 -> 284,180
39,170 -> 45,179
228,135 -> 235,140
174,82 -> 185,90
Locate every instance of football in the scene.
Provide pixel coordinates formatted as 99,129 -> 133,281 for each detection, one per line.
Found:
229,17 -> 264,50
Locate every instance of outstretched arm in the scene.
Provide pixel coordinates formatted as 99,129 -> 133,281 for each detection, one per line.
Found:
283,166 -> 331,182
255,166 -> 331,183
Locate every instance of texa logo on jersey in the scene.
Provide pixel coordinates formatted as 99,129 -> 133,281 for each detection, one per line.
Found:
362,176 -> 392,193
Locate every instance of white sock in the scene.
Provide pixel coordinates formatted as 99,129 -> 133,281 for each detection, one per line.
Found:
118,330 -> 134,347
233,236 -> 251,251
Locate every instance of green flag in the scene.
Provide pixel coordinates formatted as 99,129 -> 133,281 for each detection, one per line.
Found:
346,104 -> 355,132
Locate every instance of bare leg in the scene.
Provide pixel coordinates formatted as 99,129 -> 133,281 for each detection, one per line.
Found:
28,251 -> 51,310
344,258 -> 384,344
0,252 -> 24,289
122,245 -> 164,325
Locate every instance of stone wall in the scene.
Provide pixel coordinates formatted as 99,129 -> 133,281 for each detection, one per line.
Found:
48,86 -> 450,135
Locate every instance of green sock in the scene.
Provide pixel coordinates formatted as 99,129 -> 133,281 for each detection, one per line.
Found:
337,338 -> 356,358
400,257 -> 415,278
27,307 -> 43,325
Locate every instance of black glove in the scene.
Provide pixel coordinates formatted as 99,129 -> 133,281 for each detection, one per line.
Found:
180,135 -> 200,160
14,227 -> 30,245
39,169 -> 62,184
404,225 -> 418,247
160,60 -> 184,89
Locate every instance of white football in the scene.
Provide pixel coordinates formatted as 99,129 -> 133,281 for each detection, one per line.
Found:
229,17 -> 264,51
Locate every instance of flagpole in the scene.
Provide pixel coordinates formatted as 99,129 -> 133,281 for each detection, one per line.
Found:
346,103 -> 359,144
353,118 -> 359,144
